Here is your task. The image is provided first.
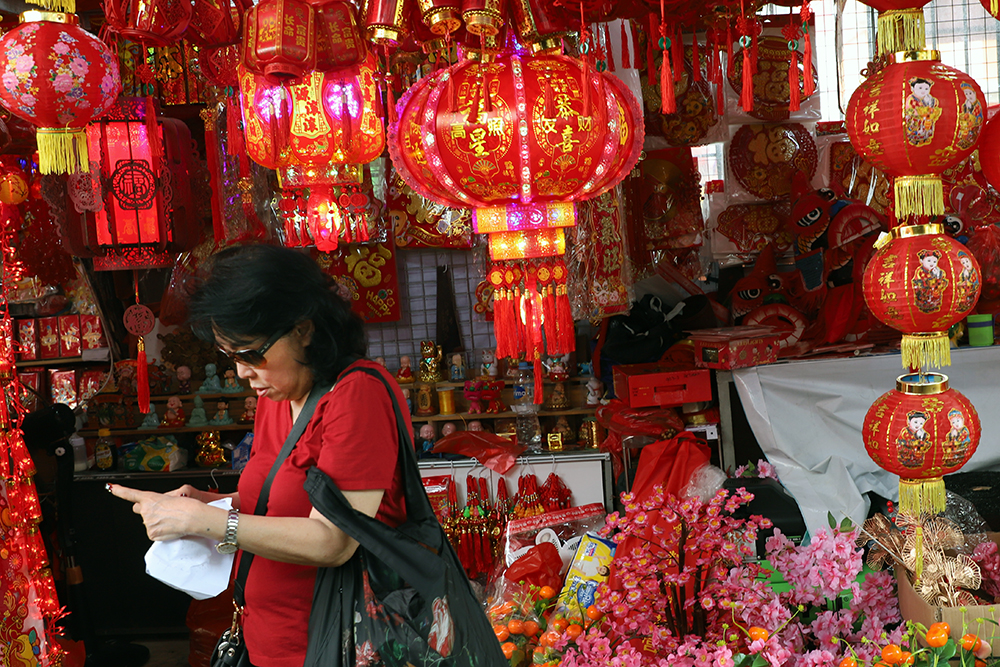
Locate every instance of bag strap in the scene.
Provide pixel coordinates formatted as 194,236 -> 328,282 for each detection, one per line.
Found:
233,380 -> 332,608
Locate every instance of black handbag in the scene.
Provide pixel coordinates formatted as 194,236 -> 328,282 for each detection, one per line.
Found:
303,367 -> 507,667
211,381 -> 332,667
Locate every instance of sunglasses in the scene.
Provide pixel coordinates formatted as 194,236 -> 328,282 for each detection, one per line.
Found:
217,327 -> 292,368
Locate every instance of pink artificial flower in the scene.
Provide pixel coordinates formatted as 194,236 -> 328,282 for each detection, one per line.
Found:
799,649 -> 836,667
756,460 -> 779,480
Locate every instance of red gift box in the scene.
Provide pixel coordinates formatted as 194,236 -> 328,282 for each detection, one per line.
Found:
49,368 -> 78,408
612,363 -> 713,409
80,315 -> 107,350
688,326 -> 782,370
78,369 -> 107,406
38,317 -> 59,359
58,315 -> 82,358
17,319 -> 37,361
17,371 -> 43,411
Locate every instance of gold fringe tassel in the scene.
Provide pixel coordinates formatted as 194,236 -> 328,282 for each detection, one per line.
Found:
24,0 -> 75,11
993,0 -> 999,18
914,525 -> 924,581
894,175 -> 943,219
876,9 -> 926,55
901,332 -> 950,369
36,128 -> 89,175
899,477 -> 945,518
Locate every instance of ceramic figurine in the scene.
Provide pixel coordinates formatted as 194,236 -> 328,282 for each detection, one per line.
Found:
480,350 -> 498,378
545,381 -> 570,410
209,399 -> 234,426
586,377 -> 604,406
240,396 -> 257,424
187,395 -> 209,427
198,363 -> 222,393
418,340 -> 443,383
375,356 -> 387,369
482,380 -> 506,413
138,406 -> 159,430
416,423 -> 436,456
176,365 -> 192,394
464,380 -> 484,414
441,422 -> 457,438
402,388 -> 412,414
578,362 -> 593,376
221,368 -> 243,393
195,431 -> 228,467
396,356 -> 414,383
161,396 -> 186,428
468,420 -> 484,432
449,354 -> 465,382
553,416 -> 576,443
548,354 -> 570,382
414,383 -> 436,416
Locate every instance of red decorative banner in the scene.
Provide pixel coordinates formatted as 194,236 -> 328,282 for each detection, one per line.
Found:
313,243 -> 401,323
388,169 -> 473,249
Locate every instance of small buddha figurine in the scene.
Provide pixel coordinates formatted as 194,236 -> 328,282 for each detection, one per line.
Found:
187,395 -> 209,427
198,363 -> 222,394
209,398 -> 234,426
449,353 -> 465,382
221,368 -> 243,394
416,423 -> 436,457
138,406 -> 159,430
468,420 -> 484,432
374,356 -> 387,369
161,396 -> 186,428
176,365 -> 192,394
440,422 -> 457,439
239,396 -> 257,424
586,377 -> 605,406
402,388 -> 412,414
396,356 -> 414,383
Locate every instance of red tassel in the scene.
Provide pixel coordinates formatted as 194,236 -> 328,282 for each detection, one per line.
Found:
466,79 -> 481,123
581,50 -> 591,117
137,336 -> 150,414
513,286 -> 525,357
802,31 -> 815,97
740,40 -> 754,112
204,113 -> 225,243
647,14 -> 658,84
604,23 -> 615,71
631,20 -> 641,71
542,285 -> 557,353
144,96 -> 161,171
621,20 -> 631,69
750,29 -> 758,74
691,35 -> 701,82
533,355 -> 544,406
544,78 -> 556,117
726,25 -> 733,70
341,88 -> 354,146
788,48 -> 800,111
672,25 -> 683,82
660,38 -> 675,114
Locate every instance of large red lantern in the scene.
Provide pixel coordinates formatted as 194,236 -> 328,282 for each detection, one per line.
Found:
863,372 -> 980,515
859,1 -> 932,54
313,1 -> 367,72
0,12 -> 121,175
103,0 -> 193,47
846,51 -> 985,219
978,113 -> 1000,191
862,223 -> 981,368
242,0 -> 317,82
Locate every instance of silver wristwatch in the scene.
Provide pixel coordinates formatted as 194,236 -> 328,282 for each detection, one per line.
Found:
216,509 -> 240,554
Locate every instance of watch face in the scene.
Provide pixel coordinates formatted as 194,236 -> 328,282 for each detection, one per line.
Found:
216,542 -> 238,555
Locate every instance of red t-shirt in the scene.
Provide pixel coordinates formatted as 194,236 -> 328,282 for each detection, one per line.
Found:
236,360 -> 407,667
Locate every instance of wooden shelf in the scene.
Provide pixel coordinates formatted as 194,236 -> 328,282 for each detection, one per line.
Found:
147,391 -> 255,402
78,424 -> 252,437
400,376 -> 592,389
411,407 -> 596,422
17,357 -> 103,368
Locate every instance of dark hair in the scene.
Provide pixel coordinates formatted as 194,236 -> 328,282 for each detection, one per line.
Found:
187,245 -> 366,384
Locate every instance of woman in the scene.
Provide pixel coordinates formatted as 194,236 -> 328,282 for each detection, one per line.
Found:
110,245 -> 407,667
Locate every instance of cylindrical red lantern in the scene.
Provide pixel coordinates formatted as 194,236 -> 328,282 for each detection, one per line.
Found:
365,0 -> 410,45
416,0 -> 461,35
862,223 -> 981,368
185,0 -> 247,47
461,0 -> 505,36
103,0 -> 193,47
313,0 -> 367,72
979,112 -> 1000,191
863,372 -> 980,515
389,53 -> 643,210
846,51 -> 985,219
859,1 -> 932,54
510,0 -> 569,52
0,12 -> 121,175
242,0 -> 317,82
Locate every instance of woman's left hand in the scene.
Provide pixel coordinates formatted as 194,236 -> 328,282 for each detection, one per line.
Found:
109,484 -> 207,541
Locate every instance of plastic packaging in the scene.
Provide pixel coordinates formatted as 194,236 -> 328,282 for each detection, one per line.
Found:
683,463 -> 728,503
511,361 -> 543,454
69,433 -> 89,472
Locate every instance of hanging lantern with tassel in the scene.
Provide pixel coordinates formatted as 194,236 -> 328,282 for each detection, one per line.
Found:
862,223 -> 981,369
863,372 -> 980,515
846,50 -> 985,220
860,0 -> 932,55
124,297 -> 154,414
0,12 -> 121,175
102,0 -> 193,47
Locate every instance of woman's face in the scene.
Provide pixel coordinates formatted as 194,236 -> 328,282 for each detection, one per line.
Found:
220,324 -> 314,404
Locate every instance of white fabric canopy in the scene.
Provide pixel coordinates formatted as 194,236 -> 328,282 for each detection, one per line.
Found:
732,346 -> 1000,536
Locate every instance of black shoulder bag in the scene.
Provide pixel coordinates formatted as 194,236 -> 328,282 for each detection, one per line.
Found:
303,367 -> 507,667
212,381 -> 332,667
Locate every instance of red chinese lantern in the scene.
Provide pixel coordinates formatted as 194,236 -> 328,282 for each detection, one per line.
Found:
103,0 -> 194,47
859,1 -> 932,54
980,0 -> 1000,21
0,12 -> 121,175
846,51 -> 985,219
242,0 -> 317,82
314,1 -> 368,71
185,0 -> 248,47
365,0 -> 410,45
0,158 -> 28,205
416,0 -> 461,34
461,0 -> 505,36
863,372 -> 980,515
978,113 -> 1000,191
862,223 -> 981,368
510,0 -> 569,52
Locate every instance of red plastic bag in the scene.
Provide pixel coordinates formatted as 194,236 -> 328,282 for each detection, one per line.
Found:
432,431 -> 526,474
503,542 -> 563,591
596,399 -> 685,482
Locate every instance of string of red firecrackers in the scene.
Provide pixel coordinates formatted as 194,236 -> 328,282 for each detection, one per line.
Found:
0,203 -> 64,666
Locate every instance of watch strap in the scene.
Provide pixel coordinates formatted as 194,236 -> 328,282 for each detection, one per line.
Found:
222,508 -> 239,548
232,380 -> 333,608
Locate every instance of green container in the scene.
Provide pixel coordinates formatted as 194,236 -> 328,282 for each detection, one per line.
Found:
968,314 -> 994,347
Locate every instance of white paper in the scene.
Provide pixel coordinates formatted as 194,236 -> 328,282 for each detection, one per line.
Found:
144,498 -> 235,600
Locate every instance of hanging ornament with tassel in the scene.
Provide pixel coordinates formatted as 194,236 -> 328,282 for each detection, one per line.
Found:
124,274 -> 155,414
781,16 -> 802,112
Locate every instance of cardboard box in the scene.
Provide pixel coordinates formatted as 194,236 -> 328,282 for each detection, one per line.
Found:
80,314 -> 107,350
58,315 -> 81,358
49,368 -> 77,408
17,319 -> 37,361
688,326 -> 781,370
613,363 -> 712,408
38,317 -> 59,359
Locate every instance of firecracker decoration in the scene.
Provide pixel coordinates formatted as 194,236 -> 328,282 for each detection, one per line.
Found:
846,51 -> 985,220
0,203 -> 65,667
860,0 -> 932,55
863,372 -> 980,515
0,12 -> 121,175
862,223 -> 981,369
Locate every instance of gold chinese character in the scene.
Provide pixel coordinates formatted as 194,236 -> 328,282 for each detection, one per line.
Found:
555,95 -> 574,119
863,119 -> 880,134
878,273 -> 893,287
469,127 -> 488,157
538,118 -> 556,134
450,124 -> 466,140
560,126 -> 579,152
487,117 -> 504,136
863,101 -> 879,118
577,115 -> 592,132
